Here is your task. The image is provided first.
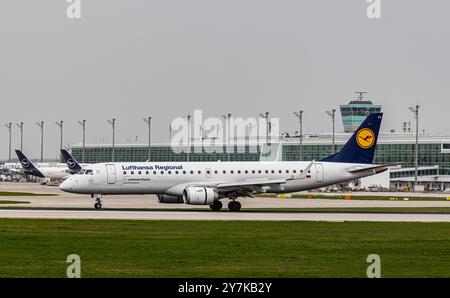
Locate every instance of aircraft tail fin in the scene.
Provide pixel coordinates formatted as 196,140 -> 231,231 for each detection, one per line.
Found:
61,149 -> 82,173
321,113 -> 383,164
14,150 -> 44,177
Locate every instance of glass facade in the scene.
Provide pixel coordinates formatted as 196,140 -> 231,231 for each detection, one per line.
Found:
283,143 -> 450,176
72,145 -> 261,163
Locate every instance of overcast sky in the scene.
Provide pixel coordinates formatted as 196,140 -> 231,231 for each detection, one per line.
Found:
1,0 -> 449,160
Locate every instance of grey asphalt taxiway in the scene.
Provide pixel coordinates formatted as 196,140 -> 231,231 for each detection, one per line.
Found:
1,182 -> 450,222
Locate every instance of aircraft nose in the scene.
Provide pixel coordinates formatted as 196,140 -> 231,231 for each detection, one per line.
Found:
59,178 -> 73,192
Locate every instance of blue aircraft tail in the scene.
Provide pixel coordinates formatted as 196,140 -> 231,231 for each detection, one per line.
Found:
321,113 -> 383,164
15,150 -> 44,177
61,149 -> 82,173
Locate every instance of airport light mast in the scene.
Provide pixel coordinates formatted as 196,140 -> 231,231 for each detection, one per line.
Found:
186,114 -> 191,162
36,121 -> 44,163
4,123 -> 12,162
78,120 -> 86,163
143,116 -> 152,161
326,109 -> 336,154
293,110 -> 304,161
107,118 -> 116,162
16,122 -> 24,152
222,113 -> 232,161
56,121 -> 64,163
259,112 -> 270,146
409,104 -> 420,190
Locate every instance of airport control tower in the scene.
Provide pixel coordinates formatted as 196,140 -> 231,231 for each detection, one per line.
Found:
340,92 -> 382,133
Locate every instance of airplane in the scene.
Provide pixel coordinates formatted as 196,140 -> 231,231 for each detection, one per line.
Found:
61,149 -> 86,174
15,150 -> 72,180
60,113 -> 389,211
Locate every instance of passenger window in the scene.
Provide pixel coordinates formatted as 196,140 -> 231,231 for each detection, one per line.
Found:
146,171 -> 149,175
244,170 -> 248,174
175,171 -> 179,174
258,170 -> 261,174
131,171 -> 134,175
168,171 -> 171,174
161,171 -> 164,174
293,170 -> 297,174
237,170 -> 241,174
198,170 -> 201,174
286,170 -> 289,174
153,171 -> 157,174
183,171 -> 186,174
271,170 -> 275,174
223,170 -> 226,174
265,170 -> 269,174
138,171 -> 142,175
190,170 -> 194,174
278,170 -> 282,174
230,170 -> 234,174
252,170 -> 255,174
123,171 -> 127,175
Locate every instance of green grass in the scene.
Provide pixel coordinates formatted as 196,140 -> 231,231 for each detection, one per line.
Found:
0,201 -> 30,205
0,192 -> 57,197
261,194 -> 450,201
0,219 -> 450,278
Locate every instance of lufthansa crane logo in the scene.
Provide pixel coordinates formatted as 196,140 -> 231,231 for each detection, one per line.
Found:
356,128 -> 375,149
67,159 -> 76,168
22,159 -> 30,168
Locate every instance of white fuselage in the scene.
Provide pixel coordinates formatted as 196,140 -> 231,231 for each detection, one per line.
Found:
36,167 -> 73,180
60,161 -> 377,196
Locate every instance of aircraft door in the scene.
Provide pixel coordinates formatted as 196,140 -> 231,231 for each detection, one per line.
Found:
315,163 -> 324,182
106,164 -> 117,184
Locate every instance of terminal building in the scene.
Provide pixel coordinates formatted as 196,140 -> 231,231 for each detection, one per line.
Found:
68,94 -> 450,192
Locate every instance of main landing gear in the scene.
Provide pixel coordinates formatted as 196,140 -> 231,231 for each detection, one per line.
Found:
92,194 -> 103,209
209,199 -> 242,212
209,200 -> 223,211
228,200 -> 241,212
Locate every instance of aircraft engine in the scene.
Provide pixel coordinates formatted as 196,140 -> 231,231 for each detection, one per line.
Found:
157,194 -> 184,204
183,187 -> 219,205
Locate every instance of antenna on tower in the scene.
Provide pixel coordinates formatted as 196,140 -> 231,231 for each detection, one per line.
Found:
355,91 -> 368,101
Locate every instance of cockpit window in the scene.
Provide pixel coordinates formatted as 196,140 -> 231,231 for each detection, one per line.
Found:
85,170 -> 93,175
78,169 -> 86,175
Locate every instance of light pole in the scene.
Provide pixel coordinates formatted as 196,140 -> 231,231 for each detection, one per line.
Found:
107,118 -> 116,162
56,121 -> 63,162
186,114 -> 191,162
409,104 -> 420,190
4,123 -> 12,162
293,110 -> 304,161
326,109 -> 336,154
36,121 -> 44,162
222,113 -> 232,161
78,120 -> 86,163
16,122 -> 24,152
259,112 -> 270,146
143,116 -> 152,161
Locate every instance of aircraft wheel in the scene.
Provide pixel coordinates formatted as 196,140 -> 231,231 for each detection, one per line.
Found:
210,200 -> 223,211
94,202 -> 102,209
228,201 -> 241,212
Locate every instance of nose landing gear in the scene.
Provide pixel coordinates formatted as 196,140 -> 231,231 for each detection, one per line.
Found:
93,195 -> 103,209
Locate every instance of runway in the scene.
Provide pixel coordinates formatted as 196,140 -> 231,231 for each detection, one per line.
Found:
2,182 -> 450,222
1,208 -> 450,222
